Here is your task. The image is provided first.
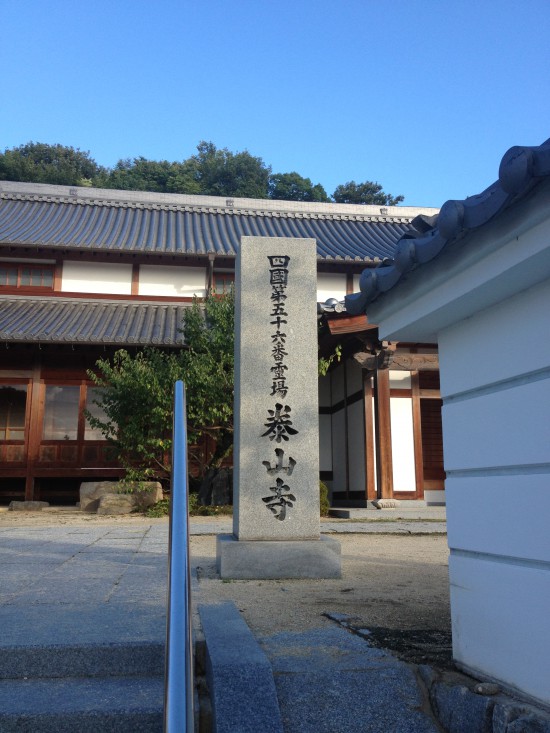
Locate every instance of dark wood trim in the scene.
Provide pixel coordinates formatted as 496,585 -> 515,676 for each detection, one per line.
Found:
411,370 -> 424,499
9,290 -> 196,303
390,388 -> 412,398
54,260 -> 63,290
374,369 -> 393,499
327,315 -> 374,336
25,362 -> 42,500
419,388 -> 441,399
346,273 -> 354,294
363,373 -> 376,501
131,264 -> 140,296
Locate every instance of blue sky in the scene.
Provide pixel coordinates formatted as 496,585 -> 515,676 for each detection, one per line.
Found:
2,0 -> 549,207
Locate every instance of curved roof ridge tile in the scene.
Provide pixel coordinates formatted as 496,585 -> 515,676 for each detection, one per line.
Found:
345,138 -> 550,315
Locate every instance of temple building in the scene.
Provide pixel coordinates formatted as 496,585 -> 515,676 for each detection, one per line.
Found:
0,180 -> 440,505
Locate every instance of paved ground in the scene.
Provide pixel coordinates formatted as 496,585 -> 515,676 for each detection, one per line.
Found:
0,507 -> 452,731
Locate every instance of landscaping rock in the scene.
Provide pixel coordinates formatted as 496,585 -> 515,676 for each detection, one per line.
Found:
80,481 -> 120,513
8,501 -> 49,512
80,481 -> 163,514
97,494 -> 136,515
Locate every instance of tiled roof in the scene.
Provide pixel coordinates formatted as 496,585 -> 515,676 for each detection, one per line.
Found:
0,183 -> 437,263
346,139 -> 550,315
0,297 -> 188,346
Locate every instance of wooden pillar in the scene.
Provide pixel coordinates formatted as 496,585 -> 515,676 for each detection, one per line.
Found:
374,369 -> 393,499
363,372 -> 376,501
411,370 -> 425,498
25,360 -> 43,500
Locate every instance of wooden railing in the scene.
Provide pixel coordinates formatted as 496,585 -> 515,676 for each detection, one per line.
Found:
164,381 -> 194,732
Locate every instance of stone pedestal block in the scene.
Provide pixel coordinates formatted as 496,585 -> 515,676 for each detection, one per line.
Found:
217,534 -> 341,579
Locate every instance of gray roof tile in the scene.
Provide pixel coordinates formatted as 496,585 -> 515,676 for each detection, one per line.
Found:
0,297 -> 187,346
0,189 -> 428,263
346,138 -> 550,315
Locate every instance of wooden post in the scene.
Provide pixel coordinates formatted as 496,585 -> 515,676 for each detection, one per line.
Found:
374,369 -> 393,499
411,370 -> 425,499
363,373 -> 376,501
25,361 -> 43,500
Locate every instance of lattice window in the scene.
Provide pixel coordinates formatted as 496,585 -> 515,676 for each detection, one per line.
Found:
0,263 -> 54,290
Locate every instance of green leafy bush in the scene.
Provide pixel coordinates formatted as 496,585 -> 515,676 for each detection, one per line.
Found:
320,481 -> 330,516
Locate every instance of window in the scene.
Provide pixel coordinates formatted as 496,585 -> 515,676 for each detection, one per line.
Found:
0,384 -> 27,440
0,263 -> 54,290
42,386 -> 80,440
213,272 -> 234,294
84,387 -> 109,440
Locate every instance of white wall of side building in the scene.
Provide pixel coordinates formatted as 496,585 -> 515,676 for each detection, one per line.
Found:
138,265 -> 206,297
440,277 -> 550,704
367,179 -> 550,705
61,261 -> 132,294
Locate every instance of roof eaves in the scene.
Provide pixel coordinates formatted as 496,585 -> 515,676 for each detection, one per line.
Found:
345,138 -> 550,315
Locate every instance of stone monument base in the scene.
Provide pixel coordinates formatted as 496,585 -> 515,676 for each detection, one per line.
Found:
216,534 -> 341,579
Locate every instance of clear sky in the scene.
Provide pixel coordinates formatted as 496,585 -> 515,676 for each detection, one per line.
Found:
2,0 -> 549,207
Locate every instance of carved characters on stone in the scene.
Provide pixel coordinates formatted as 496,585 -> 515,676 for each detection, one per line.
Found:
260,255 -> 299,520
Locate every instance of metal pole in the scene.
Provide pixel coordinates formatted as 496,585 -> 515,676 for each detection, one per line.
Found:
164,380 -> 194,732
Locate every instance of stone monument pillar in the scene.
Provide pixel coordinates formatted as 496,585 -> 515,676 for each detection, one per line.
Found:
217,236 -> 341,579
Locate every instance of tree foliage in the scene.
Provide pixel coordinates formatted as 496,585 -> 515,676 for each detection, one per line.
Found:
268,171 -> 329,202
332,180 -> 404,206
0,142 -> 106,187
86,290 -> 234,481
1,141 -> 405,205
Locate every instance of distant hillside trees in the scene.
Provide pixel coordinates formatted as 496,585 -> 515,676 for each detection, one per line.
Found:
0,142 -> 106,187
0,140 -> 404,205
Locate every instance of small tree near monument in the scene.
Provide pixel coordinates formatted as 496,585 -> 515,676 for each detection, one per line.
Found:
86,290 -> 234,484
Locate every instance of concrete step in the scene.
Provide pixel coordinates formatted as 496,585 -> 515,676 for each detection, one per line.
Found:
0,641 -> 166,733
0,641 -> 165,679
0,675 -> 163,733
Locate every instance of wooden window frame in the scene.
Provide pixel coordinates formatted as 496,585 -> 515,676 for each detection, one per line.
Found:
0,263 -> 55,292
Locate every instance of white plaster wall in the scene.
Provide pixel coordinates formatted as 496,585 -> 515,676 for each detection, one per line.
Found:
61,262 -> 132,294
347,400 -> 366,493
389,397 -> 416,492
139,265 -> 206,297
439,278 -> 550,704
389,370 -> 411,389
316,273 -> 346,303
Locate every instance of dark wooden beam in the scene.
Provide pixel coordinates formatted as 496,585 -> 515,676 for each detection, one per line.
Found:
354,351 -> 439,371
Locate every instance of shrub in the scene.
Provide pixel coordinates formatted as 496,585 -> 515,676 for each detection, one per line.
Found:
320,481 -> 330,516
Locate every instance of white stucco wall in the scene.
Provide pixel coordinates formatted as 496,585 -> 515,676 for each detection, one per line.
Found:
389,397 -> 416,492
367,181 -> 550,705
138,265 -> 206,297
316,273 -> 347,303
61,262 -> 132,294
440,277 -> 550,703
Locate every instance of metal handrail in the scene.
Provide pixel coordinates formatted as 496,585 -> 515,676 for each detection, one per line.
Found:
164,381 -> 194,732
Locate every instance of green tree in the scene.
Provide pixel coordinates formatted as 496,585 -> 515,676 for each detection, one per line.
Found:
268,171 -> 330,202
0,142 -> 105,186
332,180 -> 404,206
86,290 -> 234,481
189,141 -> 271,198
